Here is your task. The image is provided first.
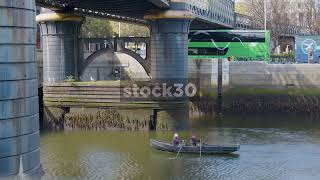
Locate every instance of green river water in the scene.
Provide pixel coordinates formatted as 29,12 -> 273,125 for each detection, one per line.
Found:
40,114 -> 320,180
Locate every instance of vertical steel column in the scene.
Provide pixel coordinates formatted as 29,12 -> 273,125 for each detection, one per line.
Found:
37,10 -> 84,83
0,0 -> 41,176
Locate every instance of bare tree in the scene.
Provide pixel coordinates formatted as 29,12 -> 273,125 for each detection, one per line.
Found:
303,0 -> 320,35
269,0 -> 292,53
246,0 -> 265,29
245,0 -> 292,53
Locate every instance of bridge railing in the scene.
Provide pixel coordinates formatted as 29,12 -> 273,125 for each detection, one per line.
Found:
79,37 -> 150,79
184,0 -> 235,27
80,37 -> 149,58
235,13 -> 308,36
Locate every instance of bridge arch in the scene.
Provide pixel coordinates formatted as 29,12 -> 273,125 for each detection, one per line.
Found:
80,47 -> 114,76
80,46 -> 149,81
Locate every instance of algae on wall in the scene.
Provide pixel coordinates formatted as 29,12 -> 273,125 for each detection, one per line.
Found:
190,87 -> 320,114
64,109 -> 150,131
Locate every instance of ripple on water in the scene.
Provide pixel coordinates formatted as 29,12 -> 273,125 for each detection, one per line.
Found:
79,151 -> 142,180
39,125 -> 320,180
206,127 -> 317,145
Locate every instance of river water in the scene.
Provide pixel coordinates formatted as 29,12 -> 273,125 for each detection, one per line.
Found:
40,114 -> 320,180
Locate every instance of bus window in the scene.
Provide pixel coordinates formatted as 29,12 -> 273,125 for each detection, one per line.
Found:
188,30 -> 270,61
188,47 -> 229,56
189,31 -> 265,43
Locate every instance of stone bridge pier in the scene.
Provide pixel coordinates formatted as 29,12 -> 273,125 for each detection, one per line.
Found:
0,0 -> 41,176
37,9 -> 85,83
144,1 -> 194,130
145,8 -> 193,81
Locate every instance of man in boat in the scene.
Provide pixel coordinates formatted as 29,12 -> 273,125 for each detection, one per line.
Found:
190,135 -> 201,146
172,133 -> 181,146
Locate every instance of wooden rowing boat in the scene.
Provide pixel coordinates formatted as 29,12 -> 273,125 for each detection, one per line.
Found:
150,139 -> 240,154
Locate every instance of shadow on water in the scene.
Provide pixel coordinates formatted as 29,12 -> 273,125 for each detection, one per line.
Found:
191,112 -> 320,130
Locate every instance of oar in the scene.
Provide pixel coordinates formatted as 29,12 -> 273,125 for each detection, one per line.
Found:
199,139 -> 202,157
175,140 -> 184,159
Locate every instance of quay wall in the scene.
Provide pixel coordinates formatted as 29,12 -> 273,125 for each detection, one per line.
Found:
42,83 -> 188,131
229,61 -> 320,87
188,60 -> 320,88
188,60 -> 320,114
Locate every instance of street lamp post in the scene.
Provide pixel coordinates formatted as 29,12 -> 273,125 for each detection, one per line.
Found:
118,22 -> 121,37
264,0 -> 267,30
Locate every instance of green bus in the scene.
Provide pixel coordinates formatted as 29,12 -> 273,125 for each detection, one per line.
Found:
188,30 -> 270,61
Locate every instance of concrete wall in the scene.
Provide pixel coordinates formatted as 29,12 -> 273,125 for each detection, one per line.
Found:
229,61 -> 320,87
188,59 -> 320,88
188,59 -> 229,89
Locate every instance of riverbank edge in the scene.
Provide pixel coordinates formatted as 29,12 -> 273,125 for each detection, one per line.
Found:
40,84 -> 320,131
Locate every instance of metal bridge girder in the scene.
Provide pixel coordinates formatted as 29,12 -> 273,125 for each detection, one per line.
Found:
148,0 -> 170,8
185,0 -> 235,28
36,0 -> 236,29
235,13 -> 308,36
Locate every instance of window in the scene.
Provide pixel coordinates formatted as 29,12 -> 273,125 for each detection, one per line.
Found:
189,31 -> 265,43
188,47 -> 229,56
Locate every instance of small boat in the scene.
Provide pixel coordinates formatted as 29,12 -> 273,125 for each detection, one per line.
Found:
150,139 -> 240,154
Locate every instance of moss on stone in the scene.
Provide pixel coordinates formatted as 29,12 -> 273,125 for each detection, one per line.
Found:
197,87 -> 320,97
224,87 -> 320,96
55,80 -> 150,87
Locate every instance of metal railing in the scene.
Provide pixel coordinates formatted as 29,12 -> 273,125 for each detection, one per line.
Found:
235,13 -> 309,36
185,0 -> 235,27
269,56 -> 296,64
80,37 -> 149,59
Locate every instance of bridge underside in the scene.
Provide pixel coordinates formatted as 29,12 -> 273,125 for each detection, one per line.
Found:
36,0 -> 235,29
36,0 -> 169,18
190,19 -> 232,30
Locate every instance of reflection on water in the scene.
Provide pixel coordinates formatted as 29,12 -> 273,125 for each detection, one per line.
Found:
41,114 -> 320,179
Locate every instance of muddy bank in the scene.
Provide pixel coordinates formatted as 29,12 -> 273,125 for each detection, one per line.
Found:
41,85 -> 320,131
42,95 -> 320,131
43,108 -> 153,131
42,107 -> 181,131
64,109 -> 150,131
